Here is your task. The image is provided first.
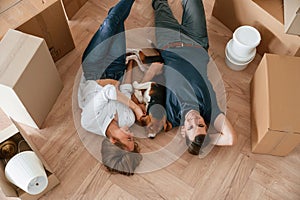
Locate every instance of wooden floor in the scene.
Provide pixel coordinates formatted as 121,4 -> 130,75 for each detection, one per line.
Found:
2,0 -> 300,199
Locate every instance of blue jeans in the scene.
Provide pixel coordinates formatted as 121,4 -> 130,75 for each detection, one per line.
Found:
82,0 -> 135,81
153,0 -> 209,50
152,0 -> 221,127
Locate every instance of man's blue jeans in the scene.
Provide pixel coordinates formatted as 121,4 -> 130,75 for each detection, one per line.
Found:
82,0 -> 135,81
153,0 -> 209,50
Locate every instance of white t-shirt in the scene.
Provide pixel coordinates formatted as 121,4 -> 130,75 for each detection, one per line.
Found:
78,76 -> 135,136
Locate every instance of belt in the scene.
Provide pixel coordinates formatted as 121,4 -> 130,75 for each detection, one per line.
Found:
161,42 -> 202,50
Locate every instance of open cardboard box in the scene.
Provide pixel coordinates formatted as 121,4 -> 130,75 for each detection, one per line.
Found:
212,0 -> 300,57
0,0 -> 75,61
0,109 -> 59,200
251,53 -> 300,156
61,0 -> 89,19
0,29 -> 63,129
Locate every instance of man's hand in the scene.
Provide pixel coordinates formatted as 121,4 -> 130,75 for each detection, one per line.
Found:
96,79 -> 120,87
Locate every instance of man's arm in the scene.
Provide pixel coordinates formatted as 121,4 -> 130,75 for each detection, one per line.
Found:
213,113 -> 237,146
96,79 -> 119,87
141,62 -> 164,83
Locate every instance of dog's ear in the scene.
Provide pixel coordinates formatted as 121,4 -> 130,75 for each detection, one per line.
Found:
131,93 -> 140,104
163,120 -> 172,132
140,115 -> 151,126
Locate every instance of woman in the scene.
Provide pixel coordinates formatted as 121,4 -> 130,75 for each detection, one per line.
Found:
78,0 -> 143,175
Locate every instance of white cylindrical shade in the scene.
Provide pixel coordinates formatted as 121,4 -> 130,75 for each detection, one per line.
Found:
5,151 -> 48,195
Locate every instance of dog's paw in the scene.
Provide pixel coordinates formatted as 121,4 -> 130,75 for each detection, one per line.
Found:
148,133 -> 157,139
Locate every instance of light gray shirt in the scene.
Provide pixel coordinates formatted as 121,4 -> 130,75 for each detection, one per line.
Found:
78,76 -> 135,136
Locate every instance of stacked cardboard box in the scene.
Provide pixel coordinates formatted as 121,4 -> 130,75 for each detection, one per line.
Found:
0,29 -> 63,129
0,0 -> 75,61
251,54 -> 300,156
212,0 -> 300,57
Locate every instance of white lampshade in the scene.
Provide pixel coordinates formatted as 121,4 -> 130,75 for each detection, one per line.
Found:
5,151 -> 48,195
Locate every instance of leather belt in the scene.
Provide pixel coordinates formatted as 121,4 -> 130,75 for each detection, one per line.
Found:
161,42 -> 202,50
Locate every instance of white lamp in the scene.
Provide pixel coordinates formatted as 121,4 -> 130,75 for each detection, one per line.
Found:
4,151 -> 48,195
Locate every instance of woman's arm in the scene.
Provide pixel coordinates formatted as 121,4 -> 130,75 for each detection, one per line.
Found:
213,113 -> 237,146
116,89 -> 144,122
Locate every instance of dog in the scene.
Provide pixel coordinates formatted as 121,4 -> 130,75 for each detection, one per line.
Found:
132,81 -> 172,138
126,47 -> 172,138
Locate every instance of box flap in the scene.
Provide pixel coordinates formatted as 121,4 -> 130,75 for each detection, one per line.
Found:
0,108 -> 19,143
253,0 -> 284,24
0,29 -> 42,87
11,120 -> 54,173
266,54 -> 300,134
0,85 -> 39,129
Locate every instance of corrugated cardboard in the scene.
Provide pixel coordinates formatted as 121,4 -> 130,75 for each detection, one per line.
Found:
0,109 -> 59,200
251,53 -> 300,156
0,0 -> 75,61
212,0 -> 300,57
284,0 -> 300,35
61,0 -> 88,19
0,0 -> 21,13
0,29 -> 63,129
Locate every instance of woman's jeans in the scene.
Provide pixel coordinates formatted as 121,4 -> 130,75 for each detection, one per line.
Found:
82,0 -> 135,81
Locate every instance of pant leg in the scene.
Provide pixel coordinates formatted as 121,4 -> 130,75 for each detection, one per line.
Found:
82,0 -> 135,80
152,0 -> 181,49
180,0 -> 209,50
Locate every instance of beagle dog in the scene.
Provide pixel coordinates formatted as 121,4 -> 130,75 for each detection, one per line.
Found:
132,81 -> 172,138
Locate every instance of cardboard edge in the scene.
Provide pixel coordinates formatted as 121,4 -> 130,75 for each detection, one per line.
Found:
10,119 -> 53,173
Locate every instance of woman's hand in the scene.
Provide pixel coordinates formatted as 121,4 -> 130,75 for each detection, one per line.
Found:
133,106 -> 145,123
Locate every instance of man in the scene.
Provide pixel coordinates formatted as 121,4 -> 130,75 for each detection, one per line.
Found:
78,0 -> 143,175
151,0 -> 237,155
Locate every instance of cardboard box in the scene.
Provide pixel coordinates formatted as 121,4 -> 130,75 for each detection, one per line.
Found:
284,0 -> 300,35
61,0 -> 89,19
0,0 -> 75,61
0,0 -> 22,13
0,109 -> 59,200
0,29 -> 63,129
251,53 -> 300,156
212,0 -> 300,57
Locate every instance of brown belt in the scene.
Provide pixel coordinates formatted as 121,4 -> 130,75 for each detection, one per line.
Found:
161,42 -> 202,50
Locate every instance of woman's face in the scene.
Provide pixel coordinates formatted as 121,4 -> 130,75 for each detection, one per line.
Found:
184,110 -> 207,141
113,126 -> 135,151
